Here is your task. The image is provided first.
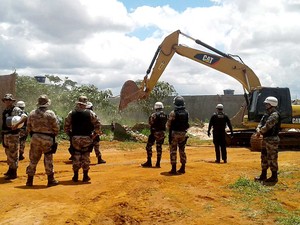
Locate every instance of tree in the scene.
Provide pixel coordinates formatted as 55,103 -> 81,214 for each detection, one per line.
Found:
135,80 -> 176,116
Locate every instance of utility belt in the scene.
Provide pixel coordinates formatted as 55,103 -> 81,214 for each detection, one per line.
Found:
30,131 -> 58,154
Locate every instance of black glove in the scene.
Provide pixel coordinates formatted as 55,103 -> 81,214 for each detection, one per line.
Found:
207,131 -> 211,137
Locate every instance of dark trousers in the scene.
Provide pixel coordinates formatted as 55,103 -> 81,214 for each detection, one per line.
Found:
213,132 -> 227,161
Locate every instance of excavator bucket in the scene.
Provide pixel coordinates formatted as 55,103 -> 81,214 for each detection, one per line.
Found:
119,80 -> 146,110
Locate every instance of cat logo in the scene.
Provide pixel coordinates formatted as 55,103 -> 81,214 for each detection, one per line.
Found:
194,54 -> 220,65
292,118 -> 300,123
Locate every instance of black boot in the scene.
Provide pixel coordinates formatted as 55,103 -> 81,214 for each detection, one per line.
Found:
72,170 -> 79,182
97,156 -> 106,164
82,170 -> 91,182
26,175 -> 34,186
169,164 -> 177,175
47,174 -> 59,187
177,164 -> 185,174
4,168 -> 12,176
141,157 -> 152,168
254,169 -> 267,182
19,153 -> 25,161
265,171 -> 278,183
155,156 -> 161,168
5,169 -> 17,180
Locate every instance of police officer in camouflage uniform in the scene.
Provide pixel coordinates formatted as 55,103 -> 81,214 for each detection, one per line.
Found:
25,95 -> 60,187
86,102 -> 106,164
2,94 -> 27,180
141,102 -> 168,168
16,101 -> 28,161
254,96 -> 281,183
64,96 -> 101,182
166,96 -> 189,175
208,104 -> 233,163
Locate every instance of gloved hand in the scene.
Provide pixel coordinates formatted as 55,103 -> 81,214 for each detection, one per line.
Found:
231,132 -> 234,138
207,131 -> 211,137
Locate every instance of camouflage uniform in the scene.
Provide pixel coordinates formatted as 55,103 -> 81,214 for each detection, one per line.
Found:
257,110 -> 281,173
64,98 -> 101,182
25,95 -> 60,186
166,104 -> 189,174
142,109 -> 168,168
18,110 -> 28,160
2,94 -> 27,179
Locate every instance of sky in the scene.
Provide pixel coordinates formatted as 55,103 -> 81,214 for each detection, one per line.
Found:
1,0 -> 300,99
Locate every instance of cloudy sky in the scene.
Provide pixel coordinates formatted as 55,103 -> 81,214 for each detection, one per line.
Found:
1,0 -> 300,99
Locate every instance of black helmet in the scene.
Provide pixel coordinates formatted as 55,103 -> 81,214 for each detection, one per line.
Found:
173,96 -> 185,107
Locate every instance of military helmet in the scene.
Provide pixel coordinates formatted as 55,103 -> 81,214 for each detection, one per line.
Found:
16,101 -> 25,108
216,104 -> 224,109
154,102 -> 164,109
264,96 -> 278,107
173,96 -> 185,107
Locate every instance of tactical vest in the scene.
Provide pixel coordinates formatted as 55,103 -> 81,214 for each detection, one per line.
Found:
261,111 -> 281,137
152,111 -> 167,131
2,108 -> 13,130
71,110 -> 94,136
171,108 -> 189,131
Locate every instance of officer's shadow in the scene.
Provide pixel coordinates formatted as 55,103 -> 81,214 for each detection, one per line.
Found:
0,177 -> 12,184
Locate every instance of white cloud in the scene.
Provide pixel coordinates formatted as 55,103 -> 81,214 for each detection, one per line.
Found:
0,0 -> 300,100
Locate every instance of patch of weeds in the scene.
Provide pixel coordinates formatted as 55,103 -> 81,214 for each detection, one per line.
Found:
262,199 -> 285,214
228,176 -> 270,197
203,203 -> 213,212
276,214 -> 300,225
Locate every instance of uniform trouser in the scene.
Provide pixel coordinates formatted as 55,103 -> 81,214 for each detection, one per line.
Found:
26,147 -> 54,176
213,132 -> 227,161
261,137 -> 279,172
19,129 -> 28,154
170,131 -> 187,165
93,141 -> 101,157
73,151 -> 90,171
146,131 -> 165,158
3,133 -> 19,169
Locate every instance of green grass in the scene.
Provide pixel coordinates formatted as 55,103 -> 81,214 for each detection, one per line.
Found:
228,176 -> 300,225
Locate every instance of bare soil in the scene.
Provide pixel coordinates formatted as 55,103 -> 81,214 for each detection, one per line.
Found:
0,140 -> 299,225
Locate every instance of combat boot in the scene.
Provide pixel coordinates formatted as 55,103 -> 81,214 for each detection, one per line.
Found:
254,169 -> 267,182
141,157 -> 152,168
4,168 -> 12,176
82,170 -> 91,182
265,171 -> 278,183
97,156 -> 106,164
5,169 -> 17,180
72,170 -> 79,182
47,174 -> 59,187
169,164 -> 177,175
26,175 -> 34,186
155,156 -> 161,168
177,164 -> 185,174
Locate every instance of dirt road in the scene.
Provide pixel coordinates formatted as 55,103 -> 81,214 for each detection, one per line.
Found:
0,141 -> 299,225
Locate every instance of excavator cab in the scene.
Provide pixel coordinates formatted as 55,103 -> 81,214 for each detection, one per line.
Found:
247,87 -> 293,123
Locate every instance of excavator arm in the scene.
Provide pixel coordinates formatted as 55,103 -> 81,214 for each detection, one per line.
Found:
119,30 -> 261,110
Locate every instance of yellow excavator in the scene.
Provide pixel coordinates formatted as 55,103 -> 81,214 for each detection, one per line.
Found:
119,30 -> 300,150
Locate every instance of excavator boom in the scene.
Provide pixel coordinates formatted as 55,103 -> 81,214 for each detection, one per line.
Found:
119,30 -> 261,110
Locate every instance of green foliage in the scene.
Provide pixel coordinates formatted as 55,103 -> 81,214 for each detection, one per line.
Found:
276,215 -> 300,225
229,176 -> 270,196
16,75 -> 117,124
135,80 -> 176,116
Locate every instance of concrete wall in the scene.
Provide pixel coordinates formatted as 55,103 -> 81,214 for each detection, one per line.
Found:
164,95 -> 245,122
116,94 -> 246,124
